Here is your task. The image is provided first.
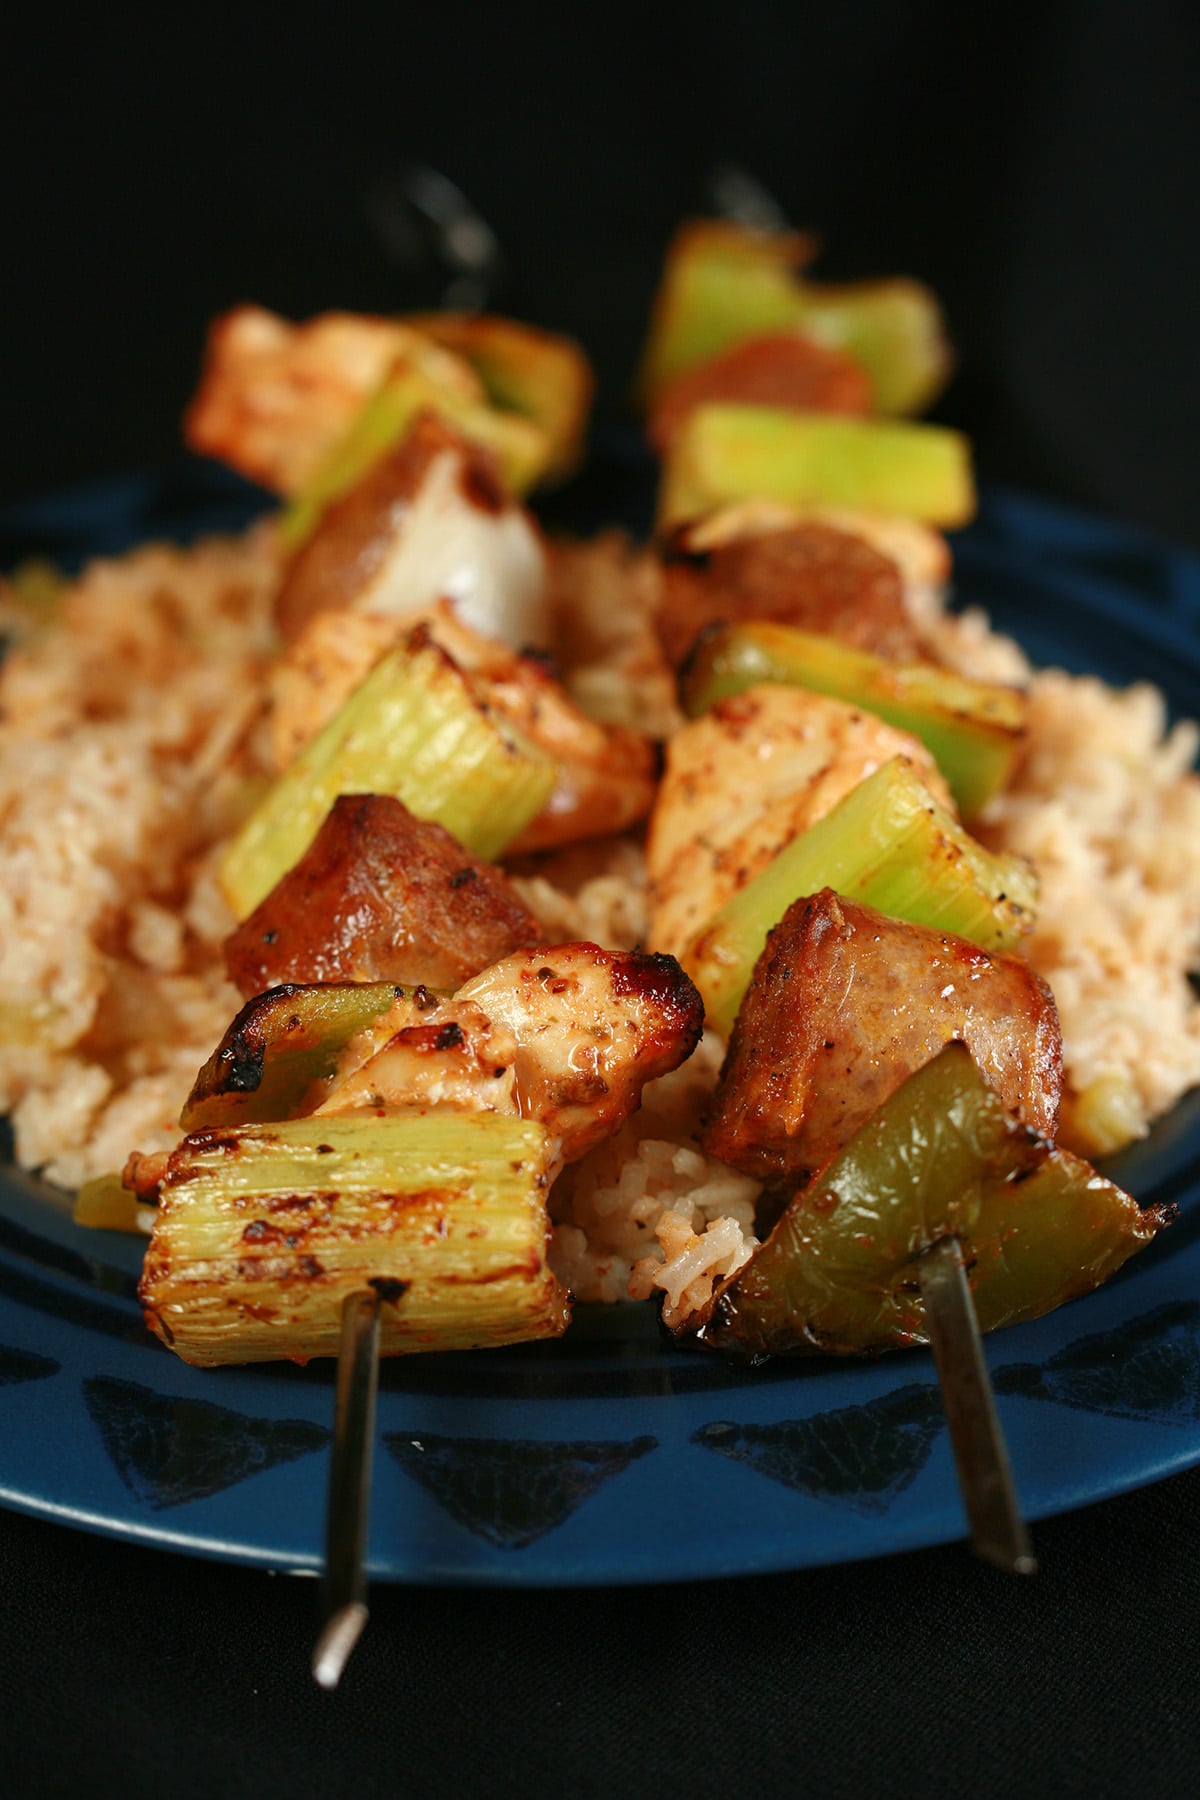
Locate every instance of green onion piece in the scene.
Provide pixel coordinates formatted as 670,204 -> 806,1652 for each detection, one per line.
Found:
686,756 -> 1037,1035
181,983 -> 404,1130
681,621 -> 1027,817
139,1114 -> 570,1365
697,1043 -> 1172,1358
659,405 -> 975,530
218,628 -> 556,920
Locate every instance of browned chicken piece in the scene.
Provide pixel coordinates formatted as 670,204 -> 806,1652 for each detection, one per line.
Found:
647,331 -> 872,455
647,688 -> 952,961
223,793 -> 544,998
184,305 -> 483,496
274,412 -> 548,648
320,943 -> 705,1169
704,889 -> 1063,1183
269,602 -> 659,854
655,517 -> 924,669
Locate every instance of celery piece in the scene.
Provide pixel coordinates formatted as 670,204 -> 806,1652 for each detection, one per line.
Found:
790,281 -> 952,416
659,405 -> 975,530
182,982 -> 403,1130
697,1044 -> 1172,1358
139,1113 -> 570,1365
74,1172 -> 144,1234
686,756 -> 1037,1035
405,312 -> 594,481
682,621 -> 1027,817
280,371 -> 549,551
218,628 -> 556,920
637,220 -> 951,415
637,221 -> 817,398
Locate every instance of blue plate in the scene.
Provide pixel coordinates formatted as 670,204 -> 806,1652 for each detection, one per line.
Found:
2,460 -> 1199,1585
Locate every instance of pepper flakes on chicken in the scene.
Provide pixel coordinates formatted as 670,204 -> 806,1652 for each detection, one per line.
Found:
223,793 -> 544,998
646,685 -> 953,964
320,942 -> 705,1169
270,603 -> 659,855
184,306 -> 482,497
703,888 -> 1063,1184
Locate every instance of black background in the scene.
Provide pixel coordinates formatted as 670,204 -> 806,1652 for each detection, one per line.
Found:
4,1 -> 1200,543
4,6 -> 1200,1794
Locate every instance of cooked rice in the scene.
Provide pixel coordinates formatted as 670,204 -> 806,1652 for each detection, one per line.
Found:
1,519 -> 1198,1326
0,528 -> 281,1186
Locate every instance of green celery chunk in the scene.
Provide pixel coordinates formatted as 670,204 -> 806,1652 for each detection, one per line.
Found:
74,1172 -> 144,1234
404,312 -> 593,481
182,982 -> 404,1130
637,220 -> 951,415
659,405 -> 975,530
681,621 -> 1027,817
696,1044 -> 1172,1358
139,1113 -> 570,1365
280,369 -> 549,550
789,281 -> 952,416
218,628 -> 556,921
685,756 -> 1037,1035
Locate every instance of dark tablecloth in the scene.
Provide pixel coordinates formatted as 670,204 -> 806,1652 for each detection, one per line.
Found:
3,1465 -> 1197,1800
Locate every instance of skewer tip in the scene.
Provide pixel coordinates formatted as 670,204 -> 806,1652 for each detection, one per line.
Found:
312,1601 -> 370,1689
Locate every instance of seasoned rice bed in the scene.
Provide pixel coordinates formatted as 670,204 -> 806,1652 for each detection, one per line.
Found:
1,526 -> 1197,1322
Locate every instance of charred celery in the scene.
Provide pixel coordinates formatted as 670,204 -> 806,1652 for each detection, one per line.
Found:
682,621 -> 1027,817
637,219 -> 951,415
659,405 -> 975,530
685,757 -> 1037,1035
139,1113 -> 570,1365
182,983 -> 404,1131
405,312 -> 593,481
281,371 -> 549,549
218,628 -> 556,920
697,1044 -> 1172,1358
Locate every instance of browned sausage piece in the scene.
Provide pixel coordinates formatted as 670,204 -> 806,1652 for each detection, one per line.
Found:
223,793 -> 543,997
647,331 -> 872,456
703,888 -> 1063,1183
656,519 -> 923,670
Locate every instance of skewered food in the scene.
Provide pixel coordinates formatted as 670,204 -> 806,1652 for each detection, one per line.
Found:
703,889 -> 1062,1183
656,515 -> 922,668
223,794 -> 543,996
1,226 -> 1194,1380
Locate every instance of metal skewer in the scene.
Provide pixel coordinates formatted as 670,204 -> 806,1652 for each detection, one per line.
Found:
312,1289 -> 384,1688
917,1235 -> 1037,1575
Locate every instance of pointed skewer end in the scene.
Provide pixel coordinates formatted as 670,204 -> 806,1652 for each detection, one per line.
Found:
313,1600 -> 370,1690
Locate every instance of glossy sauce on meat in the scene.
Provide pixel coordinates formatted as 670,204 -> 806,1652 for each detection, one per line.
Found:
704,889 -> 1063,1182
223,794 -> 543,997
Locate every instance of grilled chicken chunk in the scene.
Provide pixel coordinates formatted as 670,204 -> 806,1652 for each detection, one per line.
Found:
274,412 -> 549,650
320,943 -> 705,1168
656,517 -> 923,669
647,332 -> 871,454
223,794 -> 543,997
647,686 -> 953,961
269,603 -> 658,853
704,889 -> 1063,1183
184,305 -> 482,496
